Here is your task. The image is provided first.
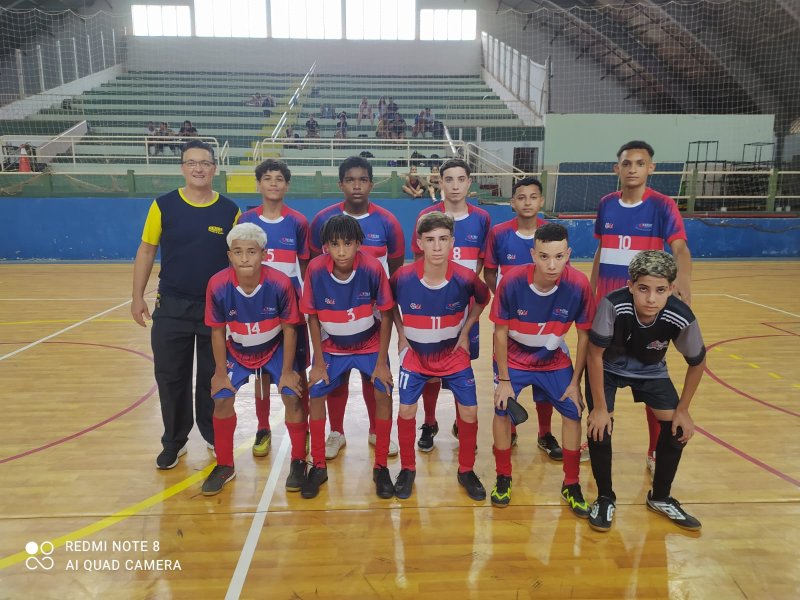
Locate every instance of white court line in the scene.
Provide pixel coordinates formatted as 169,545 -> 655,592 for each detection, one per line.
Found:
225,433 -> 290,600
723,294 -> 800,319
0,298 -> 131,361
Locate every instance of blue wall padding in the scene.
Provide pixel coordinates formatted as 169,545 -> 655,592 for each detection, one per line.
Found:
1,197 -> 798,260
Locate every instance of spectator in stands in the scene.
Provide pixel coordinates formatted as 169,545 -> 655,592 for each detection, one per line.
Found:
335,112 -> 348,139
390,114 -> 406,140
262,94 -> 276,108
357,97 -> 373,126
306,116 -> 320,138
427,165 -> 441,201
412,110 -> 426,138
179,120 -> 198,140
284,126 -> 301,149
156,122 -> 179,155
145,121 -> 158,156
377,96 -> 387,121
320,104 -> 336,119
376,117 -> 388,139
402,165 -> 426,199
245,93 -> 263,107
386,97 -> 399,121
423,107 -> 435,134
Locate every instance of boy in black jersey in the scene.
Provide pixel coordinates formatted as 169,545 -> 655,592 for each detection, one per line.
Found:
585,250 -> 705,532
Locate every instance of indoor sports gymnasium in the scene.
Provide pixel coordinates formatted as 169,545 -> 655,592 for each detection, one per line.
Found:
1,1 -> 798,598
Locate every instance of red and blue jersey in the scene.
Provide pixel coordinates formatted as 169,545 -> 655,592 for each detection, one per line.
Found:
205,265 -> 302,369
411,202 -> 491,273
484,217 -> 548,280
309,201 -> 405,275
391,260 -> 490,376
237,204 -> 310,294
594,188 -> 686,299
300,251 -> 394,355
490,263 -> 596,371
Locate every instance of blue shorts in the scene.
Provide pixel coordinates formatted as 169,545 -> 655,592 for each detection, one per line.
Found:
213,346 -> 298,400
398,366 -> 477,407
309,352 -> 391,398
493,363 -> 581,421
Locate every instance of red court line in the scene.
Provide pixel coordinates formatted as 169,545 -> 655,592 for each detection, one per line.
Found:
695,426 -> 800,488
704,333 -> 800,418
0,341 -> 155,465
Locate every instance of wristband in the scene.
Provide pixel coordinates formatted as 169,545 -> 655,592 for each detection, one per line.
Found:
498,378 -> 510,382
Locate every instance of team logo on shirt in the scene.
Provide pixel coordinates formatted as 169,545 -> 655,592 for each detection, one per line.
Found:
552,308 -> 569,318
410,303 -> 422,310
262,306 -> 277,314
465,378 -> 475,386
636,223 -> 654,231
324,298 -> 336,305
280,236 -> 295,245
228,309 -> 237,316
466,234 -> 479,241
517,309 -> 528,316
358,291 -> 371,299
646,340 -> 669,350
366,233 -> 381,240
506,253 -> 516,261
208,226 -> 224,235
446,302 -> 462,311
604,223 -> 614,230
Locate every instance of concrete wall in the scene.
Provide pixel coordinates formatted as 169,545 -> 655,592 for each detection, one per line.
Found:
1,197 -> 796,261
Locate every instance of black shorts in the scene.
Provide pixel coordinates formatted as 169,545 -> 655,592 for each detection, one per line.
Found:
584,370 -> 679,413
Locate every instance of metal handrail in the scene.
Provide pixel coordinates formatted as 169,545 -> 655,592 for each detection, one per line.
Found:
271,61 -> 317,141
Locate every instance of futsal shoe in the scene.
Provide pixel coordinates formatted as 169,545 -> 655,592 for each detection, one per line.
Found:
490,475 -> 512,507
252,429 -> 272,457
325,432 -> 346,460
560,482 -> 590,518
537,433 -> 563,461
373,466 -> 395,499
646,491 -> 701,531
588,496 -> 616,532
457,470 -> 486,501
301,466 -> 328,499
156,444 -> 187,470
417,422 -> 439,452
201,465 -> 236,496
394,469 -> 416,499
285,459 -> 307,492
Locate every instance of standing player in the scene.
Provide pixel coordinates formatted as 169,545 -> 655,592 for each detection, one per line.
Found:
203,223 -> 306,495
309,156 -> 405,460
410,159 -> 491,452
484,176 -> 564,461
391,212 -> 491,500
131,140 -> 240,469
300,215 -> 395,499
591,140 -> 692,477
489,224 -> 595,516
238,159 -> 310,458
585,250 -> 704,532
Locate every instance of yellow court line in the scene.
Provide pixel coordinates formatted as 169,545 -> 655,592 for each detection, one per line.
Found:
768,372 -> 783,379
748,363 -> 761,369
0,319 -> 133,326
0,436 -> 271,571
728,354 -> 741,360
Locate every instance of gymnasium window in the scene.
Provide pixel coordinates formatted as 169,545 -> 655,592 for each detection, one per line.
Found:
346,0 -> 415,41
193,0 -> 268,38
271,0 -> 342,39
420,9 -> 476,41
131,5 -> 192,37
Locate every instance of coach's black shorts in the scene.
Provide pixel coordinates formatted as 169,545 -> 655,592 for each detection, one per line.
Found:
584,369 -> 679,413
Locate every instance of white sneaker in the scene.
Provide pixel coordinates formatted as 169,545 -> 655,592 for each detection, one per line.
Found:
580,441 -> 590,463
647,453 -> 656,480
368,433 -> 399,457
325,431 -> 346,460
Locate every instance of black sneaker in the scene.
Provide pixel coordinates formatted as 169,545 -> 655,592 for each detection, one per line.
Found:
457,470 -> 486,501
561,482 -> 590,518
417,422 -> 439,452
490,475 -> 512,507
537,433 -> 563,461
646,491 -> 702,531
394,469 -> 416,499
300,465 -> 328,499
252,428 -> 271,457
588,495 -> 616,532
156,444 -> 187,470
201,465 -> 236,496
510,432 -> 518,447
285,459 -> 307,492
373,466 -> 394,499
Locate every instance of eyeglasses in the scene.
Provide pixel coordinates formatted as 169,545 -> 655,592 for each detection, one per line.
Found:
181,160 -> 215,169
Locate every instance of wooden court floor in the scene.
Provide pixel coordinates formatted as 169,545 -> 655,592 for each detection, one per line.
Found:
0,261 -> 798,599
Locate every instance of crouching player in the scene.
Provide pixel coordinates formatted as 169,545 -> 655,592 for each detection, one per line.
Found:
300,215 -> 395,500
391,212 -> 491,501
586,250 -> 705,532
490,224 -> 596,516
203,223 -> 306,496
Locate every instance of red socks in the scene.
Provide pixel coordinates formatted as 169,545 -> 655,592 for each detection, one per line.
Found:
422,380 -> 441,425
309,418 -> 327,468
285,420 -> 308,461
255,382 -> 270,431
493,445 -> 512,477
536,401 -> 553,436
212,414 -> 237,467
326,383 -> 347,434
373,418 -> 392,469
646,406 -> 659,456
562,448 -> 580,485
397,416 -> 417,471
457,419 -> 478,473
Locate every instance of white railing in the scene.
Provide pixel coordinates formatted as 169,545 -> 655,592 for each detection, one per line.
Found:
219,140 -> 230,166
11,135 -> 222,167
271,61 -> 317,141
